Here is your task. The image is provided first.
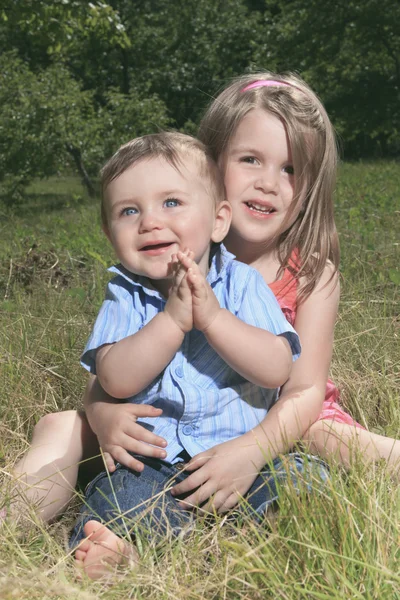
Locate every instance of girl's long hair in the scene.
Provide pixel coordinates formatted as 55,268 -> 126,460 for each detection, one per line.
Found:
198,72 -> 340,303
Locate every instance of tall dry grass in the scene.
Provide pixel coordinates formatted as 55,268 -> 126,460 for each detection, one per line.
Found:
0,163 -> 399,599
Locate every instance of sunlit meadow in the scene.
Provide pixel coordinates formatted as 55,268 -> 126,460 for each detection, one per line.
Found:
0,162 -> 399,599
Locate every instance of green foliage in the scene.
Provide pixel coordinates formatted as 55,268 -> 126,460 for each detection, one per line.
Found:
255,0 -> 400,156
0,52 -> 97,201
0,0 -> 130,63
0,53 -> 57,198
99,88 -> 171,159
0,52 -> 169,203
120,0 -> 263,127
1,0 -> 399,200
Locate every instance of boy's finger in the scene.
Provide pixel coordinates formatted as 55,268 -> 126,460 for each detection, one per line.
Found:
177,250 -> 197,274
176,251 -> 192,268
130,440 -> 168,459
102,451 -> 117,472
169,258 -> 186,291
190,273 -> 211,300
177,248 -> 192,259
173,261 -> 187,288
126,405 -> 163,418
116,434 -> 168,459
126,424 -> 167,448
178,271 -> 190,290
176,272 -> 192,301
186,268 -> 202,292
106,446 -> 145,472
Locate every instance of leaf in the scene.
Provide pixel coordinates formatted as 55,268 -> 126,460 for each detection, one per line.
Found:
86,249 -> 108,267
388,269 -> 400,285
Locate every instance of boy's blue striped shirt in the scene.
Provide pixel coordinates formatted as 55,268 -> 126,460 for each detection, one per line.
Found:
81,245 -> 300,463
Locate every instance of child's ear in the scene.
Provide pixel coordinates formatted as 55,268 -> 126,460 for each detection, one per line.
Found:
211,200 -> 232,243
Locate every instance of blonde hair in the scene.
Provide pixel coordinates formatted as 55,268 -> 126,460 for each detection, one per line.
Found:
100,131 -> 225,228
198,72 -> 340,302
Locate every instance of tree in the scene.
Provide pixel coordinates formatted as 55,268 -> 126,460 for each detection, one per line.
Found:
0,0 -> 130,67
105,0 -> 264,128
0,52 -> 170,201
253,0 -> 400,155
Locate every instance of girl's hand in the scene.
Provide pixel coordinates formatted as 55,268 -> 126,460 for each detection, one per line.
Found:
164,249 -> 193,333
170,434 -> 265,513
176,250 -> 221,332
89,401 -> 168,472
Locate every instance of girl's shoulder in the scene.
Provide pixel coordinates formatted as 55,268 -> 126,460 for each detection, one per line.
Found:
295,249 -> 340,299
296,260 -> 340,322
310,259 -> 340,296
269,255 -> 339,325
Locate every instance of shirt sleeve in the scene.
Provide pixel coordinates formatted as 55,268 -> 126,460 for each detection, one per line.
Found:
235,266 -> 301,361
81,276 -> 143,373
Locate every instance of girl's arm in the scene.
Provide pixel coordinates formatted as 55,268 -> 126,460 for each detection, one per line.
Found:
171,264 -> 339,511
249,265 -> 340,460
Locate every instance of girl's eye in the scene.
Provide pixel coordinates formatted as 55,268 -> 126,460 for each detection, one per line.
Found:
283,165 -> 294,175
122,207 -> 138,216
164,198 -> 180,208
241,156 -> 258,165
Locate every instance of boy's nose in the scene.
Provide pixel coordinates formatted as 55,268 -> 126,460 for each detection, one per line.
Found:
138,211 -> 164,233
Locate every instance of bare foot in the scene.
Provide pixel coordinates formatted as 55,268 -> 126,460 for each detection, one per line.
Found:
74,520 -> 138,580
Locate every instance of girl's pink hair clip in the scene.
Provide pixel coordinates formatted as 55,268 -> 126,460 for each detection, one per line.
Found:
241,80 -> 293,92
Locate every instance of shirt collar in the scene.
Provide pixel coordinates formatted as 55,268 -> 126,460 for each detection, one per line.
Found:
207,243 -> 235,285
107,265 -> 163,299
108,243 -> 236,298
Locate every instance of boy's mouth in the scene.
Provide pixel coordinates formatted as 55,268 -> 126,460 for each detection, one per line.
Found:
139,242 -> 175,255
245,201 -> 276,215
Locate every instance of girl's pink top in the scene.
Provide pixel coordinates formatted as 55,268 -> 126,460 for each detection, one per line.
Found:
269,263 -> 364,428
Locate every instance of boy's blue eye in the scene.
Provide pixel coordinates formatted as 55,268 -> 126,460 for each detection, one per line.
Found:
122,207 -> 138,216
164,198 -> 180,207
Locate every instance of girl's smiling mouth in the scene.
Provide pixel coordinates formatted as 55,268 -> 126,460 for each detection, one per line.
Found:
245,201 -> 276,215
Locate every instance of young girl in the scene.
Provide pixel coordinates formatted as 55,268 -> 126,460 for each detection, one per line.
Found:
7,72 -> 399,527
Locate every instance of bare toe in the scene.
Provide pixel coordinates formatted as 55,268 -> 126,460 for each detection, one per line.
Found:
75,520 -> 137,581
74,548 -> 87,562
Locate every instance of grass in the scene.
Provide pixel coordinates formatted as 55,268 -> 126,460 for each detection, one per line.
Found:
0,164 -> 399,598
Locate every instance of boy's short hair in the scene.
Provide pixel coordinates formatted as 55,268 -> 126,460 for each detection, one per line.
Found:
101,132 -> 225,228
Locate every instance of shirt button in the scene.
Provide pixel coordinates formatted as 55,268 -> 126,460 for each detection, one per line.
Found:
175,366 -> 184,378
182,425 -> 193,435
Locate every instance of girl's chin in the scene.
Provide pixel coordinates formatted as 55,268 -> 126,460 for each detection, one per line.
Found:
228,226 -> 278,244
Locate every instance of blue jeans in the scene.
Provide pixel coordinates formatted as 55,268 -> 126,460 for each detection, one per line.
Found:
70,452 -> 329,548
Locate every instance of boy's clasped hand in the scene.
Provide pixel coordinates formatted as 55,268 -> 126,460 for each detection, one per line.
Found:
165,249 -> 221,335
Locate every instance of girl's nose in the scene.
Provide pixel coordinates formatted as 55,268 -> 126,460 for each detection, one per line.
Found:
254,168 -> 279,194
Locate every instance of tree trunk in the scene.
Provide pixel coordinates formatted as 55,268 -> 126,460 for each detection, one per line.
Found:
66,143 -> 96,198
